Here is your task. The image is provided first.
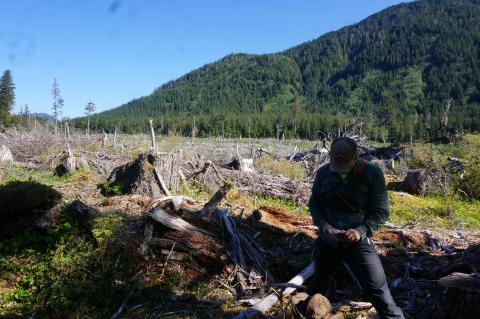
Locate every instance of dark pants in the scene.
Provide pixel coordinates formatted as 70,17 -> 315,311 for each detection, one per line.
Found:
309,238 -> 404,319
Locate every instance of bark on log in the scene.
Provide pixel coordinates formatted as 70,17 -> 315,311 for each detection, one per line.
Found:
144,209 -> 226,269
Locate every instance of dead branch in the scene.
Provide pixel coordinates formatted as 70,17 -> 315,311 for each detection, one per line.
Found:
197,183 -> 233,218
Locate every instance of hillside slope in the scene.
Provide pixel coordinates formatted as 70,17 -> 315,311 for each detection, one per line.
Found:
77,0 -> 480,140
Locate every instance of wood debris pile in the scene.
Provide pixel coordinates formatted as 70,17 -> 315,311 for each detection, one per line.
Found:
182,154 -> 311,204
104,152 -> 480,318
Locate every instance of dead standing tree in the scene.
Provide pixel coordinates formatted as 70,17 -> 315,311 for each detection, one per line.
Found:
84,101 -> 95,136
51,78 -> 63,135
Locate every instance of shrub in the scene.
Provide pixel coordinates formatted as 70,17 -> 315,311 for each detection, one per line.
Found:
100,181 -> 123,196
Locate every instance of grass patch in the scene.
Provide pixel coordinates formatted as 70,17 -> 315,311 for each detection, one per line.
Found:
389,191 -> 480,229
254,155 -> 306,180
258,196 -> 309,216
1,166 -> 71,186
177,182 -> 212,202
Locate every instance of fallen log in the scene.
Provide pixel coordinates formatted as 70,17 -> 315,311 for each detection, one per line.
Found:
147,207 -> 214,237
420,272 -> 480,319
438,272 -> 480,291
188,163 -> 311,204
143,209 -> 226,269
233,261 -> 315,319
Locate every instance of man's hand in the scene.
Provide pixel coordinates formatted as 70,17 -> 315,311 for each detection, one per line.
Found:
322,223 -> 345,242
345,228 -> 361,242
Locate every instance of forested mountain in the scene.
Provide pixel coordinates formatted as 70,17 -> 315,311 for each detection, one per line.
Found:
74,0 -> 480,141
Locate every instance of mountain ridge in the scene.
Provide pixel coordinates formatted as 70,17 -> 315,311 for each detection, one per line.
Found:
75,0 -> 480,141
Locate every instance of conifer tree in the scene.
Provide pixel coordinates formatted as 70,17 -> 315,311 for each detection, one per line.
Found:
0,70 -> 15,120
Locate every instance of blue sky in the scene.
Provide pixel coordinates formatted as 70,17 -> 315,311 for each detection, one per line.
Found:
0,0 -> 409,118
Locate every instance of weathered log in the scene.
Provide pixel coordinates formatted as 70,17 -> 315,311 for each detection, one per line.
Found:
147,207 -> 213,237
270,283 -> 307,290
191,165 -> 311,204
233,261 -> 315,319
140,223 -> 154,255
159,231 -> 225,269
143,205 -> 227,268
438,272 -> 480,291
197,183 -> 233,218
420,272 -> 480,319
216,208 -> 246,268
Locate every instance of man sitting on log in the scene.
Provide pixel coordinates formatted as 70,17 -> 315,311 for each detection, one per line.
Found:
308,137 -> 404,319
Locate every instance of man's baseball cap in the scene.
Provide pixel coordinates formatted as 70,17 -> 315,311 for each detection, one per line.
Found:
329,137 -> 358,173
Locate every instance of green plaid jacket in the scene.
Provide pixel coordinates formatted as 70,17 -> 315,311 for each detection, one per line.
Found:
308,160 -> 389,243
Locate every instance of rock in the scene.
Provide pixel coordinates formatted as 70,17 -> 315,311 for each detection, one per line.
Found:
0,144 -> 13,167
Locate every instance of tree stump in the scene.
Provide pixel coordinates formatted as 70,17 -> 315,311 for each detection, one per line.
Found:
0,144 -> 13,167
107,152 -> 182,197
401,169 -> 429,196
